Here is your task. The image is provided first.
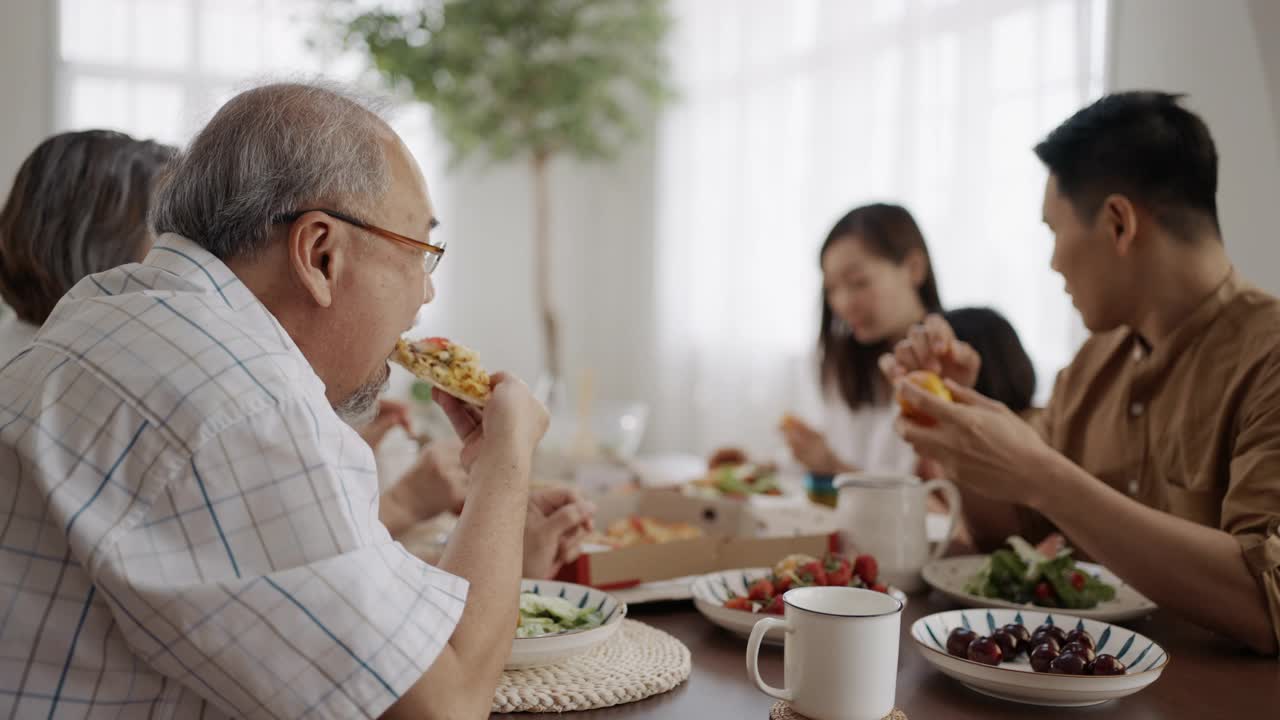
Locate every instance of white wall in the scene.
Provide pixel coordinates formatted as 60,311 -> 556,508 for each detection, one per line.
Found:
1109,0 -> 1280,293
0,0 -> 54,191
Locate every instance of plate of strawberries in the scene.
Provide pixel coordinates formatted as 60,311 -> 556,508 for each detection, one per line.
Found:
690,552 -> 906,644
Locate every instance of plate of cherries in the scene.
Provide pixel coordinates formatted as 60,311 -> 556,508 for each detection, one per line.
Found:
911,608 -> 1169,707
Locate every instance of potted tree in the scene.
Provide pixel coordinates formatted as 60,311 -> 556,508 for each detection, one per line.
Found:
335,0 -> 673,401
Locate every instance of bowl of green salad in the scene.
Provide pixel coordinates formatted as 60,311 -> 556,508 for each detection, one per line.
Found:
507,579 -> 628,669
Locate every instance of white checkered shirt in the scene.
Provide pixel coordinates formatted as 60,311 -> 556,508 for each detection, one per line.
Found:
0,234 -> 468,719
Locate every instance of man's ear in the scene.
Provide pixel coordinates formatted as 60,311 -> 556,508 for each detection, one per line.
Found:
287,211 -> 346,308
1100,194 -> 1140,257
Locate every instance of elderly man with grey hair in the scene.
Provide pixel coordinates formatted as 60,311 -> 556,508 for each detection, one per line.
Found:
0,82 -> 592,719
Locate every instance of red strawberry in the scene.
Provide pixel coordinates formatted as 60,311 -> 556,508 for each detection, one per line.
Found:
747,579 -> 775,603
823,553 -> 853,586
798,561 -> 827,586
774,575 -> 793,594
826,563 -> 853,586
871,583 -> 888,593
764,595 -> 786,615
1034,581 -> 1055,602
854,554 -> 879,585
1070,571 -> 1086,591
724,596 -> 753,612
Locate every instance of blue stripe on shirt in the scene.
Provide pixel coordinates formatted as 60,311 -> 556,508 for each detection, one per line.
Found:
64,420 -> 149,535
154,297 -> 278,405
264,577 -> 398,699
191,459 -> 241,578
47,586 -> 96,719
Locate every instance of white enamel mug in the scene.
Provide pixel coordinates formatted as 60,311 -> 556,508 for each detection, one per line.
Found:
746,586 -> 903,720
834,473 -> 961,593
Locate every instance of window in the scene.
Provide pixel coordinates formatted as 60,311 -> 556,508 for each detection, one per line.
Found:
54,0 -> 437,178
653,0 -> 1109,453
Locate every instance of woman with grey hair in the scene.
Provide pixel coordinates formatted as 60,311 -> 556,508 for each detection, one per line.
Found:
0,130 -> 176,361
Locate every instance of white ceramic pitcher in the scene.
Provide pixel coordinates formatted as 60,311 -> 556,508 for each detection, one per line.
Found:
834,473 -> 961,593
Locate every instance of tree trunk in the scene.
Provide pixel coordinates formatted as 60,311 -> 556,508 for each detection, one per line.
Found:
532,150 -> 561,385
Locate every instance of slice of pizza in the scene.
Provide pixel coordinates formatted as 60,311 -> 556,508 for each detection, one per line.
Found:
392,336 -> 492,406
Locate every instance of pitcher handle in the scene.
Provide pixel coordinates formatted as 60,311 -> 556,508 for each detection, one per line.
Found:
921,478 -> 962,562
746,617 -> 793,702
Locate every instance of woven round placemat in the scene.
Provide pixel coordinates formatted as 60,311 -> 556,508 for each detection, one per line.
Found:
771,700 -> 907,720
492,620 -> 691,714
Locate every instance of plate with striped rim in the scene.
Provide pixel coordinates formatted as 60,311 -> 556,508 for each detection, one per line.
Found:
911,608 -> 1168,707
921,555 -> 1157,622
691,568 -> 907,645
507,579 -> 627,669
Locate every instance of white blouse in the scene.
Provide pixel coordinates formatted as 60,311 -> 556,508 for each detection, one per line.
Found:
791,354 -> 918,476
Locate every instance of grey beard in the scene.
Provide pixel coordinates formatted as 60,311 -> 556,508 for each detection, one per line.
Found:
335,370 -> 389,428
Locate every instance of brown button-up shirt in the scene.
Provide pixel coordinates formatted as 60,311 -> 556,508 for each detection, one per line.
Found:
1024,271 -> 1280,650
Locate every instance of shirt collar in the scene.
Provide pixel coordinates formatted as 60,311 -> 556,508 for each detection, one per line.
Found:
1130,268 -> 1242,366
144,233 -> 262,312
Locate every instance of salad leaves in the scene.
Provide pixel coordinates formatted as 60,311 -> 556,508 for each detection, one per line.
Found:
965,537 -> 1117,610
516,593 -> 604,638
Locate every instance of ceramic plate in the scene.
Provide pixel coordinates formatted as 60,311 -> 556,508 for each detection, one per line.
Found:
922,555 -> 1157,622
507,579 -> 627,670
912,608 -> 1168,706
691,568 -> 907,646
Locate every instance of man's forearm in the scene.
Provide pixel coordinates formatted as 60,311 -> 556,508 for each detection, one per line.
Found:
1034,457 -> 1277,655
437,447 -> 530,664
382,447 -> 531,720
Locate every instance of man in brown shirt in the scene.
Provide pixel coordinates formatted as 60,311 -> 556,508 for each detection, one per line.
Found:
885,91 -> 1280,656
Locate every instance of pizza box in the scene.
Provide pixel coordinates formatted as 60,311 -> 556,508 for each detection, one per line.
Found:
556,489 -> 837,589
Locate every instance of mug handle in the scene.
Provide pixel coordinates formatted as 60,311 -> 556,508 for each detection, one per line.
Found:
746,617 -> 794,702
921,478 -> 963,561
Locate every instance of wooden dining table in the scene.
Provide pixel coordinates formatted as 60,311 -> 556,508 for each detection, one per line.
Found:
498,593 -> 1279,719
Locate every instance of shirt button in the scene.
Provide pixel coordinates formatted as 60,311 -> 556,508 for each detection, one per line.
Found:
1128,480 -> 1139,495
1130,401 -> 1145,417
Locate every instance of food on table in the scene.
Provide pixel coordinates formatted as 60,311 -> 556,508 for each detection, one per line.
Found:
774,554 -> 818,578
896,370 -> 953,425
720,552 -> 890,615
1087,654 -> 1127,676
966,636 -> 1004,666
948,620 -> 1125,675
392,336 -> 491,405
990,628 -> 1020,659
516,593 -> 604,638
1031,623 -> 1068,649
946,628 -> 978,658
1065,628 -> 1095,651
588,516 -> 704,548
708,447 -> 749,468
1029,641 -> 1060,673
1003,623 -> 1032,655
691,448 -> 782,498
964,536 -> 1118,609
1061,641 -> 1096,665
1049,651 -> 1089,675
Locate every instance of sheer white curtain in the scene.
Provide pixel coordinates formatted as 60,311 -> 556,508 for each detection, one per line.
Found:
652,0 -> 1108,456
54,0 -> 440,194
